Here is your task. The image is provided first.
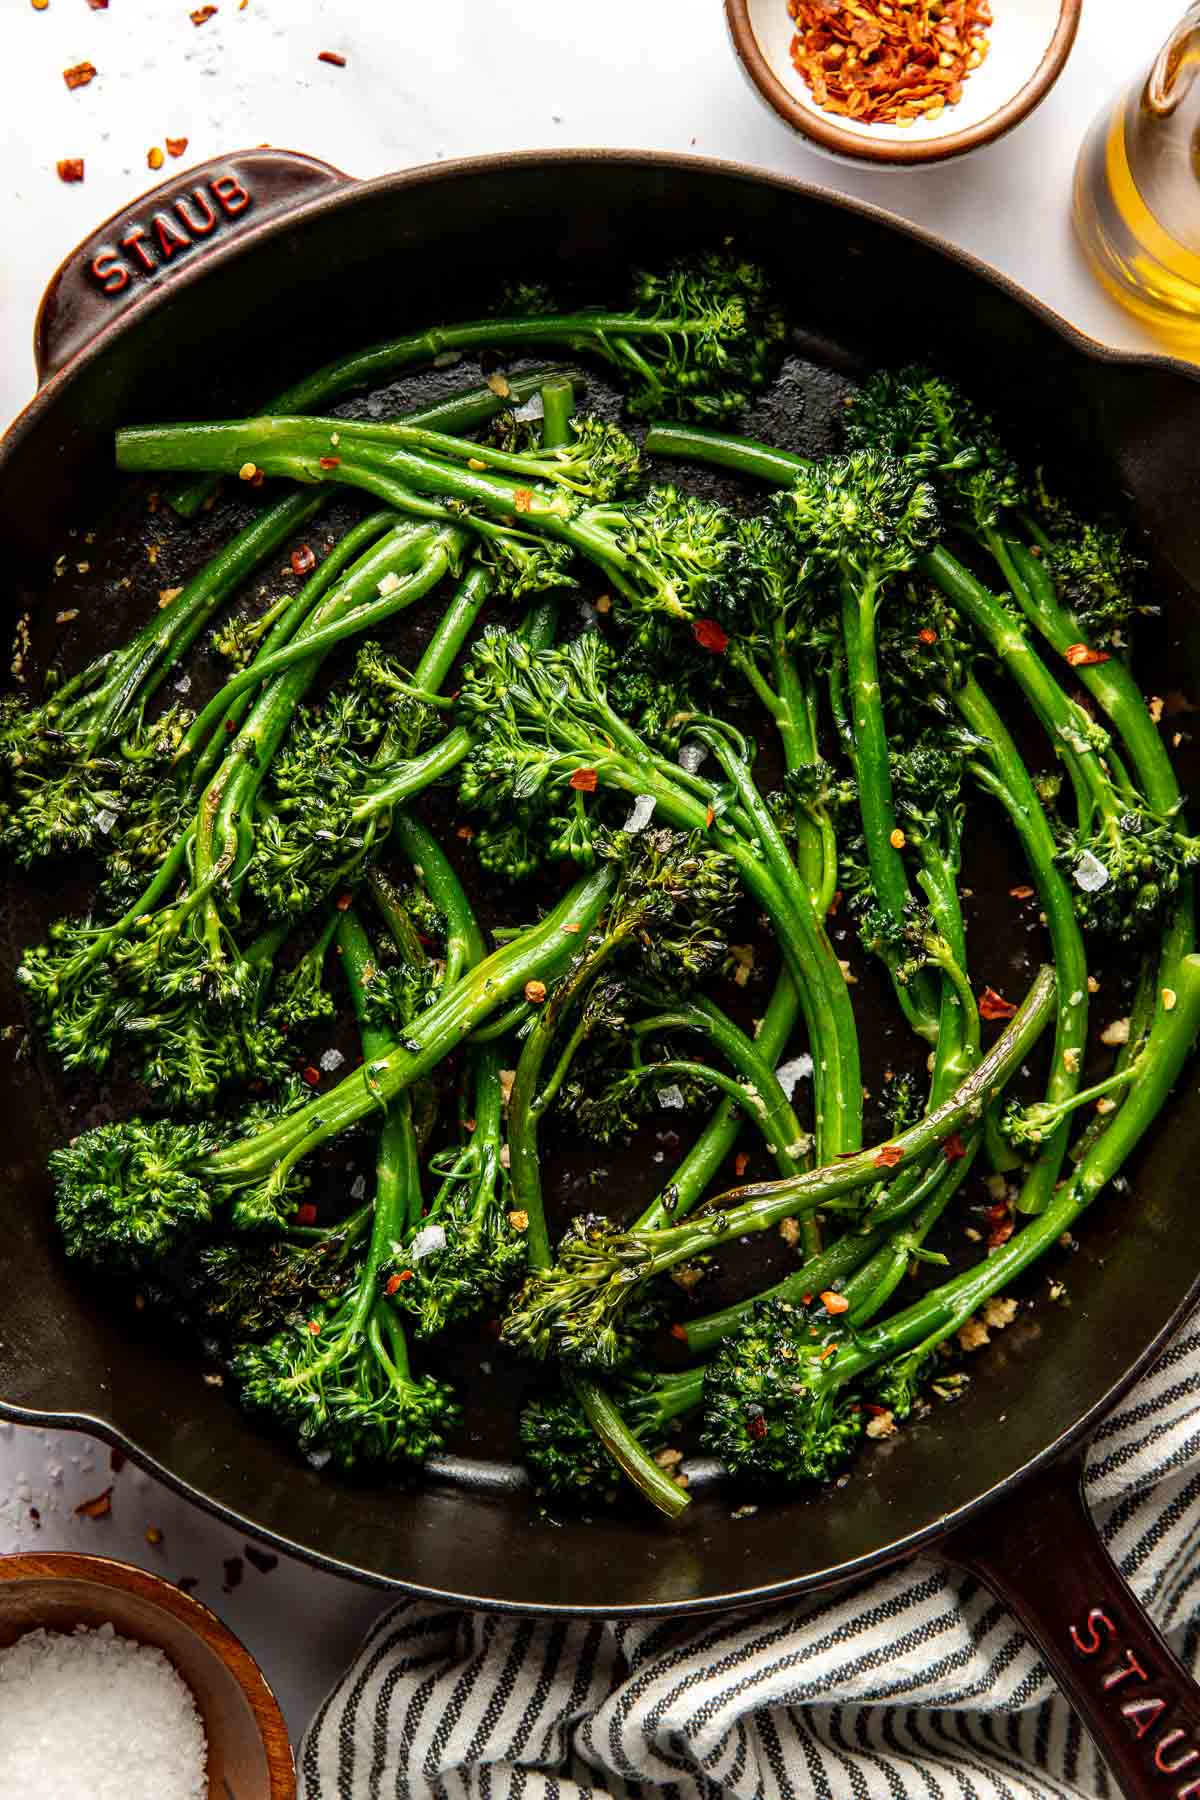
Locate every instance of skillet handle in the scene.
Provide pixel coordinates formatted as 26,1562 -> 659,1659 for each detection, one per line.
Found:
948,1455 -> 1200,1799
34,147 -> 350,385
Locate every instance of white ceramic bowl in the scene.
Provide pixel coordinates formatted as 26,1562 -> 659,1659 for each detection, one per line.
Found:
726,0 -> 1081,167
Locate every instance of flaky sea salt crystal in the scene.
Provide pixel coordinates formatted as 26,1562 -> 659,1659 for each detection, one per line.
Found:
319,1048 -> 345,1073
677,742 -> 707,774
658,1084 -> 685,1110
0,1623 -> 207,1798
173,673 -> 192,694
95,809 -> 118,836
409,1224 -> 448,1262
350,1174 -> 367,1201
623,794 -> 656,833
1073,850 -> 1110,893
307,1449 -> 331,1470
774,1054 -> 814,1100
513,394 -> 545,422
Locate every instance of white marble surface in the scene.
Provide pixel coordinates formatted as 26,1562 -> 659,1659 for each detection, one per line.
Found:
0,0 -> 1188,1751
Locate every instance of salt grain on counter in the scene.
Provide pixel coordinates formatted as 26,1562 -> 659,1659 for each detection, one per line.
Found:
0,1622 -> 206,1798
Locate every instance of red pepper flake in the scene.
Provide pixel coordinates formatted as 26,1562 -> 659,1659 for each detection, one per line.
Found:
704,805 -> 715,829
75,1487 -> 113,1520
1064,642 -> 1111,668
190,5 -> 218,22
334,892 -> 353,911
166,136 -> 189,158
147,147 -> 165,172
873,1144 -> 904,1169
384,1273 -> 405,1296
294,1202 -> 317,1226
734,1151 -> 749,1179
456,824 -> 475,841
569,768 -> 598,792
820,1290 -> 850,1314
670,1322 -> 689,1341
317,49 -> 347,66
63,60 -> 97,90
917,627 -> 939,646
56,158 -> 85,183
978,986 -> 1017,1021
987,1212 -> 1015,1250
1009,885 -> 1035,900
692,618 -> 730,655
318,456 -> 340,470
818,1344 -> 838,1362
86,0 -> 110,9
513,488 -> 534,515
747,1413 -> 767,1441
827,889 -> 844,916
801,1293 -> 813,1305
306,1319 -> 321,1336
942,1133 -> 967,1163
524,980 -> 547,1005
290,544 -> 317,577
789,0 -> 991,127
863,1402 -> 891,1417
301,1065 -> 321,1087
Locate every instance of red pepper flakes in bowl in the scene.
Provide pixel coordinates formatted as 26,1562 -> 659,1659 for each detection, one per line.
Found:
787,0 -> 992,127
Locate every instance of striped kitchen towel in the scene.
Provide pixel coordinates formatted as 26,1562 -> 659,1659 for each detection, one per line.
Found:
299,1318 -> 1200,1800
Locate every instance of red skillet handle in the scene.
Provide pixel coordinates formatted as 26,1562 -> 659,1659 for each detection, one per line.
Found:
949,1456 -> 1200,1799
34,147 -> 350,385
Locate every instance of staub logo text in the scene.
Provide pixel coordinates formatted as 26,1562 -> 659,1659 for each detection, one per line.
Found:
88,173 -> 253,294
1071,1607 -> 1200,1791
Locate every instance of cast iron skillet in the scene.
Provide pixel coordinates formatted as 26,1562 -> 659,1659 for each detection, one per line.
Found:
3,149 -> 1200,1796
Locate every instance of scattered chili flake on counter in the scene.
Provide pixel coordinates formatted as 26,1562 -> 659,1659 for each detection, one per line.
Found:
63,60 -> 97,90
978,986 -> 1018,1021
74,1486 -> 113,1519
318,50 -> 347,67
56,158 -> 85,183
787,0 -> 992,127
32,0 -> 50,11
190,4 -> 217,21
166,136 -> 189,158
147,146 -> 165,171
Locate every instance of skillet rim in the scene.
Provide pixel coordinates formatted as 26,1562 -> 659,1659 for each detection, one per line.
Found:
1,146 -> 1198,1615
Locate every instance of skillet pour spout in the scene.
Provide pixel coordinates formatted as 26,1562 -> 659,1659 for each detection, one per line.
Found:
3,148 -> 1200,1800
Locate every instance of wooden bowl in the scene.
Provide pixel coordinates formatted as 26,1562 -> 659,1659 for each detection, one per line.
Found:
0,1552 -> 294,1799
725,0 -> 1082,166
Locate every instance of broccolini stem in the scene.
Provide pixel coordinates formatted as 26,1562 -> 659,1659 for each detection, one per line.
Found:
409,562 -> 492,694
768,617 -> 830,910
389,810 -> 486,985
820,954 -> 1200,1401
1070,957 -> 1157,1164
567,1373 -> 691,1519
166,366 -> 587,517
188,509 -> 401,787
843,1135 -> 981,1325
958,675 -> 1089,1215
59,490 -> 324,757
680,1219 -> 892,1356
338,904 -> 425,1238
840,573 -> 941,1043
180,525 -> 461,759
540,377 -> 576,453
595,964 -> 1055,1282
692,725 -> 861,1166
635,972 -> 800,1232
200,866 -> 616,1180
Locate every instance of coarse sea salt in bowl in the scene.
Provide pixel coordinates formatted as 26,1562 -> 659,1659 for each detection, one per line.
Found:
0,1551 -> 293,1799
725,0 -> 1081,167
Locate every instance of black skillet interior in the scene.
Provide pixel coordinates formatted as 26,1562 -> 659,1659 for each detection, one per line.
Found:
1,155 -> 1199,1611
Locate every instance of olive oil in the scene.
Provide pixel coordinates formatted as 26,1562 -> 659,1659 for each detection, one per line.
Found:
1075,6 -> 1200,350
